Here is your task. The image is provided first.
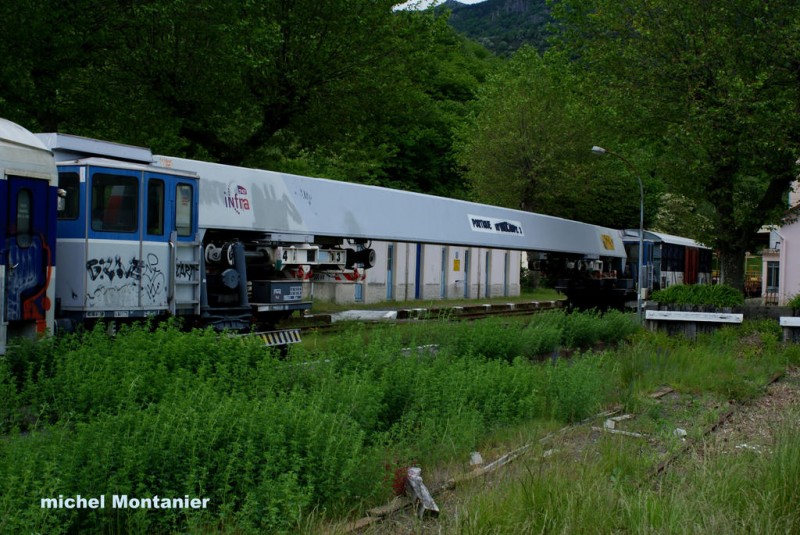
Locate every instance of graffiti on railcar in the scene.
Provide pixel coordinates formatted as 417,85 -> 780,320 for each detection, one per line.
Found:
7,236 -> 51,321
85,253 -> 165,306
175,262 -> 198,281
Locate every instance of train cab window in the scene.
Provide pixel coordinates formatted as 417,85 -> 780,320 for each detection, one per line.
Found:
175,183 -> 193,237
16,189 -> 33,248
91,173 -> 138,232
147,179 -> 165,235
57,172 -> 80,220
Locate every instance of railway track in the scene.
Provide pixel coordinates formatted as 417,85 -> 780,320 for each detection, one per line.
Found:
282,299 -> 566,337
335,370 -> 800,533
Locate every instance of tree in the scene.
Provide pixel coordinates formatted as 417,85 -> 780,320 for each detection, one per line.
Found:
0,1 -> 493,196
651,193 -> 714,241
455,47 -> 661,228
550,0 -> 800,289
0,0 -> 131,131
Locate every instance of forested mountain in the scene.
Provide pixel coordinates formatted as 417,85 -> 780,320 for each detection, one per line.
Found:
439,0 -> 551,55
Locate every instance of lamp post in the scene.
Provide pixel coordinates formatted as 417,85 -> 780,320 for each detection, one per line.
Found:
591,145 -> 645,324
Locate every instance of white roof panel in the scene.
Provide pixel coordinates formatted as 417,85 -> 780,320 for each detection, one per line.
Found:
35,133 -> 153,163
0,119 -> 57,182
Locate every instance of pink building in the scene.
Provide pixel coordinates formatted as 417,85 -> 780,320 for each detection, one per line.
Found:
761,184 -> 800,305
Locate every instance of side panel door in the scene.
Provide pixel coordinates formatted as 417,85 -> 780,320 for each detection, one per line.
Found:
5,176 -> 54,323
140,173 -> 170,309
85,167 -> 142,311
168,177 -> 200,314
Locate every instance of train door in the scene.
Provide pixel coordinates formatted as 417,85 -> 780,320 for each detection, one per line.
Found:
166,176 -> 200,316
643,241 -> 654,291
140,173 -> 170,312
4,176 -> 55,336
85,168 -> 143,313
503,252 -> 509,297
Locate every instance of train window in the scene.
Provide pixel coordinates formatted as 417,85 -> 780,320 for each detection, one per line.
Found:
147,179 -> 164,235
16,189 -> 33,248
175,183 -> 193,237
91,173 -> 138,232
57,172 -> 80,220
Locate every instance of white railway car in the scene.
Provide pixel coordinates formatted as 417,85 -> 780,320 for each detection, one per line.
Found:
621,229 -> 712,294
2,118 -> 632,351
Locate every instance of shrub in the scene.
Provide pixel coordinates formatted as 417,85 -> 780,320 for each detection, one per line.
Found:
787,293 -> 800,311
651,284 -> 744,308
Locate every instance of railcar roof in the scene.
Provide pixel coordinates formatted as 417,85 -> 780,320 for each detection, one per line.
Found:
0,118 -> 51,153
622,229 -> 709,249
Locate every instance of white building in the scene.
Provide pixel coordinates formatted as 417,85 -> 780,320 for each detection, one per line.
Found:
312,241 -> 521,304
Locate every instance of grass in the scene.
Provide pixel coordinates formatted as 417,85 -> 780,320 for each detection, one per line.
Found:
385,324 -> 800,535
447,414 -> 800,535
2,315 -> 799,533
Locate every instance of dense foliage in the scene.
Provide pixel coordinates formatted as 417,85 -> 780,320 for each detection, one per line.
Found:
455,48 -> 662,228
0,1 -> 496,196
3,0 -> 795,254
0,312 -> 637,533
549,0 -> 800,288
650,284 -> 745,308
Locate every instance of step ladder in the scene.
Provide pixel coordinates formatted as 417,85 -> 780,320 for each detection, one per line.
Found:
169,232 -> 202,316
253,329 -> 302,347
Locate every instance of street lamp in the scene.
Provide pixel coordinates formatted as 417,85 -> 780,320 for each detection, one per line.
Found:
591,145 -> 645,324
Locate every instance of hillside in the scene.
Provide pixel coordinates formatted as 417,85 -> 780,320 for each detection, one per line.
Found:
439,0 -> 552,55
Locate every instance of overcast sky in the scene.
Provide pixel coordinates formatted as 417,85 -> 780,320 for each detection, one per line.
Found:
395,0 -> 488,10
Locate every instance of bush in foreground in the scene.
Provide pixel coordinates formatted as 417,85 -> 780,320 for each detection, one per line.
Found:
0,310 -> 640,533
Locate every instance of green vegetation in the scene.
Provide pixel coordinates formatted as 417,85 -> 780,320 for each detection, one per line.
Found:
650,284 -> 745,308
455,47 -> 656,229
2,2 -> 799,292
1,311 -> 635,533
787,293 -> 800,311
0,1 -> 497,197
549,0 -> 800,289
448,328 -> 800,534
4,313 -> 799,533
452,420 -> 800,534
